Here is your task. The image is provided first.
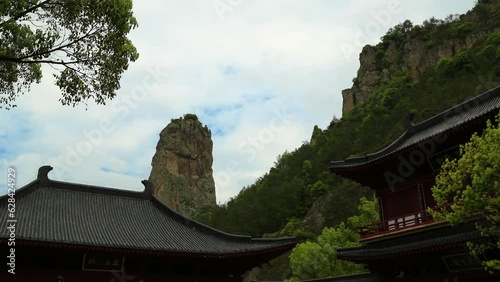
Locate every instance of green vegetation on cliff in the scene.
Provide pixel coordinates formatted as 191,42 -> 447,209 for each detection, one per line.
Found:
195,1 -> 500,280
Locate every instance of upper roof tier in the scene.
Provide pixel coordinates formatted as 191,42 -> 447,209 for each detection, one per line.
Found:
0,166 -> 295,257
330,86 -> 500,172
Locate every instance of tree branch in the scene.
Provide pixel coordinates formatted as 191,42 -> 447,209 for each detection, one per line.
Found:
60,61 -> 89,77
0,0 -> 53,28
16,27 -> 101,61
0,56 -> 89,65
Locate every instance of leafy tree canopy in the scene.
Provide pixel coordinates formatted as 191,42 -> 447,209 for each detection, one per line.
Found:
0,0 -> 139,109
431,112 -> 500,270
288,197 -> 379,280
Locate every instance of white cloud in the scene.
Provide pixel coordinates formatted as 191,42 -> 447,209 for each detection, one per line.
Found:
0,0 -> 476,202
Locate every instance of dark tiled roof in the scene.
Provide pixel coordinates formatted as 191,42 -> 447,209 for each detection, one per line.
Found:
337,223 -> 480,261
330,86 -> 500,169
0,166 -> 295,257
301,273 -> 384,282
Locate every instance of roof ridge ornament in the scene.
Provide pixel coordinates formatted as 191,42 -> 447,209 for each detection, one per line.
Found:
404,112 -> 416,134
37,165 -> 53,186
141,179 -> 154,199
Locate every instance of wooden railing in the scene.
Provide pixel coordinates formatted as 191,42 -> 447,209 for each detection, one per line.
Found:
360,209 -> 435,239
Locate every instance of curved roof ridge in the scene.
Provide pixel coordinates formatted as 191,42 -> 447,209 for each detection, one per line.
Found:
149,190 -> 296,244
151,195 -> 295,243
0,178 -> 40,201
47,179 -> 147,199
32,165 -> 150,199
330,86 -> 500,169
329,130 -> 413,167
413,85 -> 500,131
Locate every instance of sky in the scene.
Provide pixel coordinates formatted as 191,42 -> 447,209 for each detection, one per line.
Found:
0,0 -> 476,203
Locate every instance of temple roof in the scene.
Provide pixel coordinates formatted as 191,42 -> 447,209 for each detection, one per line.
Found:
336,222 -> 480,262
0,166 -> 295,257
330,86 -> 500,171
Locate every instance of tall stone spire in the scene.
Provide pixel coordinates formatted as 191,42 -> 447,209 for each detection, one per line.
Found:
149,114 -> 216,217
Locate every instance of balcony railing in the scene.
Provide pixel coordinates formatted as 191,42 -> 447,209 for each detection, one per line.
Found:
360,209 -> 435,240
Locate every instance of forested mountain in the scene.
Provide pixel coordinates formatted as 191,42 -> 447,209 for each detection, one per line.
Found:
195,0 -> 500,279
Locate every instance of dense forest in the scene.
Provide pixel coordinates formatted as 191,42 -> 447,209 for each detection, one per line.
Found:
195,0 -> 500,280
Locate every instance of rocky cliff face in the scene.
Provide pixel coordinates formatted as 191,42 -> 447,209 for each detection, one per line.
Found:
339,0 -> 500,115
342,32 -> 485,114
149,114 -> 216,217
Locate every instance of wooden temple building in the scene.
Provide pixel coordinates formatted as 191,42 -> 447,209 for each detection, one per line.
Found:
329,86 -> 500,281
0,166 -> 296,282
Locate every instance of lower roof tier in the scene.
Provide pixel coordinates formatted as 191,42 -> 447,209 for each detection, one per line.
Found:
337,221 -> 482,262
